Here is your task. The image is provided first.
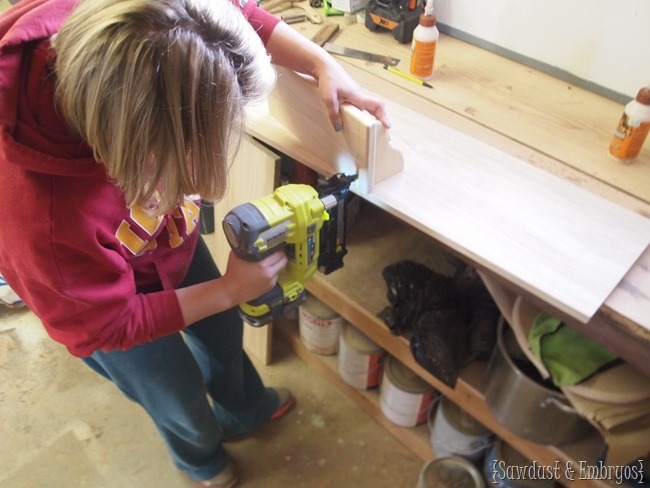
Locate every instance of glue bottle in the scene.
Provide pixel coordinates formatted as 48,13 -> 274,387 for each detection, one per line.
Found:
609,85 -> 650,163
409,0 -> 438,80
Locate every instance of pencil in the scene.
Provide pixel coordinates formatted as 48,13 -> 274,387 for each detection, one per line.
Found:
383,64 -> 433,88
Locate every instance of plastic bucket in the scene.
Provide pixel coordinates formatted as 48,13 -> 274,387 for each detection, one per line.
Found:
338,323 -> 386,389
298,294 -> 342,355
379,356 -> 437,428
430,396 -> 494,465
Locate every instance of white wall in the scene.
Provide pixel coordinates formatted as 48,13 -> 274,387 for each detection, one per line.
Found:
434,0 -> 650,99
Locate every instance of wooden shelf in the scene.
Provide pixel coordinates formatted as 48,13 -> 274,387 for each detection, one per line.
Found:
302,200 -> 613,488
274,317 -> 434,462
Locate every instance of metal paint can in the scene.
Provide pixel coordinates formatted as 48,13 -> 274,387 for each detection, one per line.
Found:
379,356 -> 438,428
417,456 -> 486,488
430,396 -> 494,464
298,294 -> 343,355
483,438 -> 556,488
338,323 -> 386,389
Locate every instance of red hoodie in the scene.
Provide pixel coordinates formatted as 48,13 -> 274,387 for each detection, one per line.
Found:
0,0 -> 280,357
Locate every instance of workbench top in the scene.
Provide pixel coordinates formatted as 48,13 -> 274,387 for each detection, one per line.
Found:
290,17 -> 650,205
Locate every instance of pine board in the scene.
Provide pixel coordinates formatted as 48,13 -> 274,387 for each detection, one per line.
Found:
365,96 -> 650,323
267,67 -> 403,192
211,138 -> 280,365
255,69 -> 650,324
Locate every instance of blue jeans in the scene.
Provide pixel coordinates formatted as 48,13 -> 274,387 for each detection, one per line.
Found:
81,237 -> 278,481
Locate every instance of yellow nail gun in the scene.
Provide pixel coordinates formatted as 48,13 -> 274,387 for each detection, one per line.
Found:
222,174 -> 356,326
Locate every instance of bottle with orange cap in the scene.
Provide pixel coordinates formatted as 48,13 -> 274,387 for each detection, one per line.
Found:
409,0 -> 438,80
609,85 -> 650,163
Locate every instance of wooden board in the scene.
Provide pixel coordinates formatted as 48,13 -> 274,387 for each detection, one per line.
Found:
605,247 -> 650,329
366,97 -> 650,322
324,61 -> 650,337
211,138 -> 281,365
253,66 -> 650,324
267,67 -> 403,192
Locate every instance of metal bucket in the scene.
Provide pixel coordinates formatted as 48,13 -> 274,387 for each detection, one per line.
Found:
417,456 -> 486,488
484,319 -> 594,445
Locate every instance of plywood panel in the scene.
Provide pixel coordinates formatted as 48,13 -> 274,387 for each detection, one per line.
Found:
212,138 -> 281,364
366,97 -> 650,322
605,247 -> 650,330
253,67 -> 650,324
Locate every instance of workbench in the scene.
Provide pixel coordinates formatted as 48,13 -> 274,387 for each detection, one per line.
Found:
259,15 -> 650,372
212,15 -> 650,488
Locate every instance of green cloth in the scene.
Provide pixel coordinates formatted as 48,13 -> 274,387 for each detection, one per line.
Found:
528,312 -> 619,387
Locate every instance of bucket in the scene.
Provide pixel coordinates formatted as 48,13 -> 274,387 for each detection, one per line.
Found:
430,396 -> 494,465
483,438 -> 556,487
484,318 -> 595,445
417,456 -> 486,488
379,356 -> 438,428
338,323 -> 386,389
298,294 -> 343,355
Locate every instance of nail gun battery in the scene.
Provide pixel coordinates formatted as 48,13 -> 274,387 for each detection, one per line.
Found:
365,0 -> 423,44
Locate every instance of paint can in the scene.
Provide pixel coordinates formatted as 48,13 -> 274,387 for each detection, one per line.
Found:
379,356 -> 438,428
483,438 -> 556,488
430,396 -> 494,465
417,456 -> 486,488
338,323 -> 386,389
298,294 -> 343,355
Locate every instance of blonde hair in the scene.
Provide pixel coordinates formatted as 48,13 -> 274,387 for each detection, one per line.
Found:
52,0 -> 276,214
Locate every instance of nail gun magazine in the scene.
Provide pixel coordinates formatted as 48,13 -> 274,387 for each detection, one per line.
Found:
222,174 -> 357,326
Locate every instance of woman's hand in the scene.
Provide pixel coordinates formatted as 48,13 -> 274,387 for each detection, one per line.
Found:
314,58 -> 391,132
221,250 -> 288,305
175,250 -> 287,327
265,22 -> 391,131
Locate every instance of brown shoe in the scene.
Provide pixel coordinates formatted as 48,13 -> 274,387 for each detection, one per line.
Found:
197,461 -> 237,488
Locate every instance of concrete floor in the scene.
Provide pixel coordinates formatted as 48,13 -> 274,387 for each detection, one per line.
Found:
0,302 -> 424,488
0,2 -> 424,475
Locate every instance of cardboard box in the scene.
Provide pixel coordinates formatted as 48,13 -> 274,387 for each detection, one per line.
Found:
329,0 -> 368,13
